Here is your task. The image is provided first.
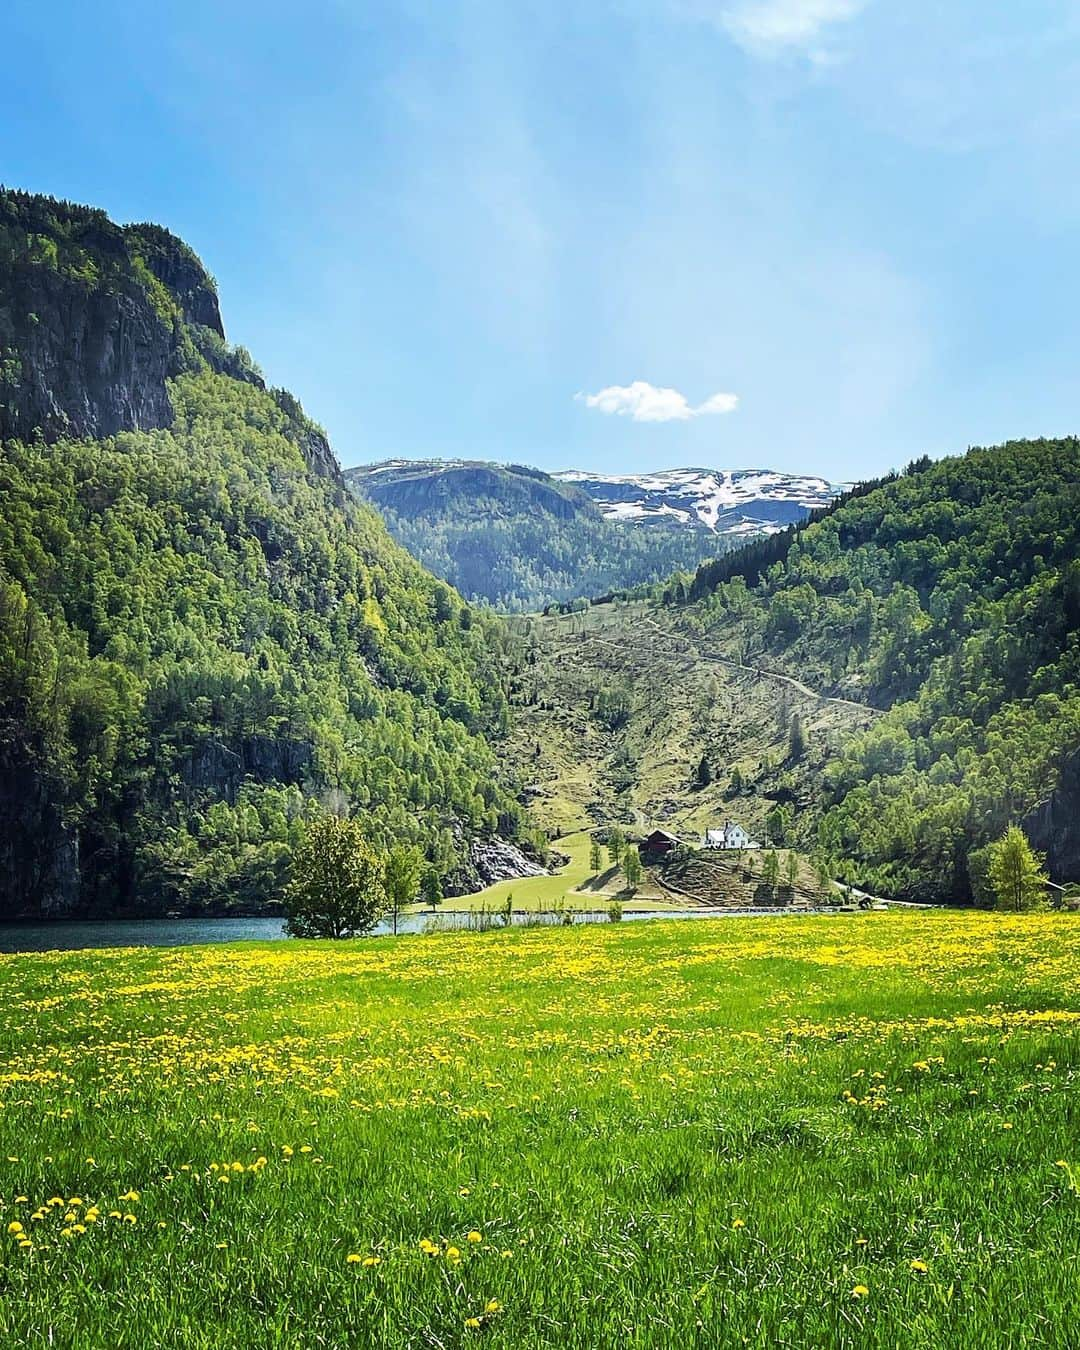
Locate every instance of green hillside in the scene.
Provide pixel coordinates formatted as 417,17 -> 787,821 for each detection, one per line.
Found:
507,442 -> 1080,902
0,190 -> 523,918
673,441 -> 1080,898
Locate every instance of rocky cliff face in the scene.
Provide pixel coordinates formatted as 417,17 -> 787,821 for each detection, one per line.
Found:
0,256 -> 178,443
1023,748 -> 1080,882
0,196 -> 227,444
0,191 -> 340,482
0,736 -> 80,918
179,736 -> 313,802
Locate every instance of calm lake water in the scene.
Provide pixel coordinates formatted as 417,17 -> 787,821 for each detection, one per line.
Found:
0,906 -> 811,954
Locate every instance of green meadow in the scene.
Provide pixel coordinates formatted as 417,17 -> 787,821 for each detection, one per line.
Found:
1,911 -> 1078,1347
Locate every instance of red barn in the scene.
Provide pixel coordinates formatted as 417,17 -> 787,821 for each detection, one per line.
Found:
639,829 -> 680,857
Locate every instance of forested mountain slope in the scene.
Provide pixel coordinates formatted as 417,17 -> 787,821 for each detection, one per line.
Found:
346,459 -> 733,611
506,441 -> 1080,903
0,189 -> 523,918
674,441 -> 1080,898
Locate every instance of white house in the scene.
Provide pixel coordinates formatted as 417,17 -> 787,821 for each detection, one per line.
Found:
703,820 -> 760,851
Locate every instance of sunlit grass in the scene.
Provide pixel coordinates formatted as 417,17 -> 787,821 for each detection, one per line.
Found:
0,911 -> 1078,1346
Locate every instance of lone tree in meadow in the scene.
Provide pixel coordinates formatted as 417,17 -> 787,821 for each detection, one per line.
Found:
589,839 -> 603,874
384,842 -> 424,936
623,848 -> 642,891
285,815 -> 388,938
607,827 -> 626,868
988,826 -> 1049,912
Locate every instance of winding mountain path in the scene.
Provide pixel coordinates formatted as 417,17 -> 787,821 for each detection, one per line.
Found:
638,616 -> 880,716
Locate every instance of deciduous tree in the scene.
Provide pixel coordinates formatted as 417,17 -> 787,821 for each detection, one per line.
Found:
285,816 -> 388,939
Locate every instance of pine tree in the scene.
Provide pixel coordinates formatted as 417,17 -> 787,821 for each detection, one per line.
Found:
988,826 -> 1048,911
607,828 -> 626,867
589,839 -> 603,873
623,848 -> 642,890
696,754 -> 712,786
788,712 -> 806,761
762,849 -> 781,897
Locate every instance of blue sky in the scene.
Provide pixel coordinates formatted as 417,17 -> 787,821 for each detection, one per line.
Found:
5,1 -> 1080,480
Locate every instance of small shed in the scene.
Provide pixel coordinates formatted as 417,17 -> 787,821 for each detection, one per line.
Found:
640,829 -> 680,857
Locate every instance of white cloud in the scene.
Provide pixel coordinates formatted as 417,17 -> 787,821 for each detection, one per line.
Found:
695,390 -> 740,415
577,381 -> 739,423
714,0 -> 868,51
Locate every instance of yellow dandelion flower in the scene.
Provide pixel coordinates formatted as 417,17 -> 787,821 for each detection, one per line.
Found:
362,1256 -> 381,1267
484,1300 -> 502,1315
731,1218 -> 745,1230
852,1285 -> 869,1299
446,1245 -> 461,1263
346,1253 -> 363,1264
465,1318 -> 481,1330
123,1213 -> 137,1224
14,1196 -> 27,1204
7,1221 -> 23,1235
910,1259 -> 928,1273
467,1230 -> 483,1243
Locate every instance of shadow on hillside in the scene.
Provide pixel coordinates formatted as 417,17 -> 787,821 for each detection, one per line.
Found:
578,865 -> 621,892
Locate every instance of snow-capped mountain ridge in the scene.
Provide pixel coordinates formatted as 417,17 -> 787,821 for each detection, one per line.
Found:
552,467 -> 843,535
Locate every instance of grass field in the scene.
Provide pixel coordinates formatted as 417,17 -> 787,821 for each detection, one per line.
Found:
1,912 -> 1079,1347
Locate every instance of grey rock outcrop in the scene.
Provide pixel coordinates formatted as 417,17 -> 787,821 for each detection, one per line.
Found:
469,838 -> 548,886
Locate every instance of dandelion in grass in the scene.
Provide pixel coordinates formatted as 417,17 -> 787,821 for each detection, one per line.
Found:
910,1259 -> 928,1273
852,1285 -> 869,1299
467,1230 -> 483,1243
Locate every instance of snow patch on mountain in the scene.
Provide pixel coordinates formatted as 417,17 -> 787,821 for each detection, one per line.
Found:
552,467 -> 843,535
